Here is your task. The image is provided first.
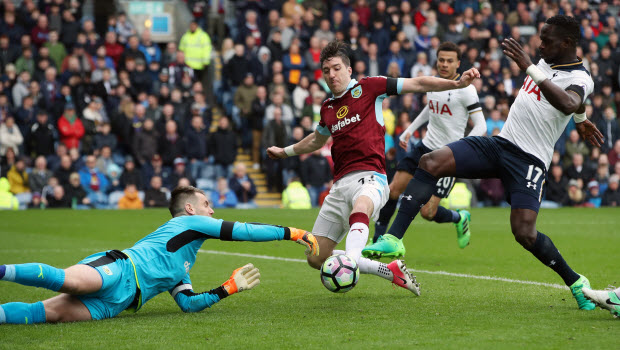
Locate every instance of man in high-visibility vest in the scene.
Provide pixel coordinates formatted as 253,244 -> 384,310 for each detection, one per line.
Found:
282,177 -> 312,209
0,177 -> 18,210
179,20 -> 212,92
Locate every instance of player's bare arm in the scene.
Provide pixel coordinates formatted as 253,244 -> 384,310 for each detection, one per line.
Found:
574,104 -> 604,147
400,68 -> 479,93
266,129 -> 330,159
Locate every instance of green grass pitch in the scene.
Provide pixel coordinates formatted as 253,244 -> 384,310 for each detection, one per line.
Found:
0,208 -> 618,349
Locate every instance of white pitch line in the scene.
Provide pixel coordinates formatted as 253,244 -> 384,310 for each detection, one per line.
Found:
199,249 -> 569,290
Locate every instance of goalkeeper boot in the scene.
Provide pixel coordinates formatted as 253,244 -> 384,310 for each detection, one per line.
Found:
583,287 -> 620,318
455,209 -> 471,249
386,260 -> 420,296
569,275 -> 596,310
362,234 -> 406,259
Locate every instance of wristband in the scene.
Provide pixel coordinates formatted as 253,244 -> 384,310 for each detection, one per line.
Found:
573,111 -> 587,123
525,64 -> 547,85
284,145 -> 297,157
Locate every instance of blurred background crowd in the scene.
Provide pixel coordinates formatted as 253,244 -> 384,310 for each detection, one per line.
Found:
0,0 -> 618,210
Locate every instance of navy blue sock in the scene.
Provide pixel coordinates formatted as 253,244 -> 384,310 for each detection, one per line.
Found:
0,265 -> 5,279
2,263 -> 65,292
373,198 -> 398,242
0,301 -> 46,324
432,206 -> 461,224
526,232 -> 580,286
387,169 -> 438,239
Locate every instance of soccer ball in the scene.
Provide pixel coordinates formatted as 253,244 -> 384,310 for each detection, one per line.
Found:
320,254 -> 359,293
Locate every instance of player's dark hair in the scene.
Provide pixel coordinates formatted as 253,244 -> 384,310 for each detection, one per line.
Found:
545,15 -> 580,47
320,40 -> 351,68
437,42 -> 461,59
169,186 -> 206,217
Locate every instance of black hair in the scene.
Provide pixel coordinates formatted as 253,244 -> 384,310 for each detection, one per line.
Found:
437,42 -> 461,59
168,186 -> 205,217
319,40 -> 351,68
545,15 -> 580,47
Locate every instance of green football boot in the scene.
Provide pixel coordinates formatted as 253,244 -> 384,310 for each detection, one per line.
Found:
570,275 -> 596,310
362,234 -> 406,259
583,287 -> 620,318
455,209 -> 471,249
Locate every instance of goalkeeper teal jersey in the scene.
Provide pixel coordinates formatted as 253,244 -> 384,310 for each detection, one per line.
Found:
123,215 -> 288,308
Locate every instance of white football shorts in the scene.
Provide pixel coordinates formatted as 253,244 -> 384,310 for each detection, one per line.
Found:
312,171 -> 389,243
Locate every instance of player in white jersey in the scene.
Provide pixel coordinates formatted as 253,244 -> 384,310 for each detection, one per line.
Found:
381,15 -> 604,310
363,42 -> 486,259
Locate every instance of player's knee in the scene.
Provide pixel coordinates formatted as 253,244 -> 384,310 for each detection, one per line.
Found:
511,219 -> 537,248
419,154 -> 441,176
388,183 -> 402,199
59,279 -> 80,294
42,303 -> 61,323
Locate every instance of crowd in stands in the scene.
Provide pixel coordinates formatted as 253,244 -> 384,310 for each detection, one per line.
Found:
0,0 -> 619,210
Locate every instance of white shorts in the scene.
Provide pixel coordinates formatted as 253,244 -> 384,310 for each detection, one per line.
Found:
312,171 -> 389,243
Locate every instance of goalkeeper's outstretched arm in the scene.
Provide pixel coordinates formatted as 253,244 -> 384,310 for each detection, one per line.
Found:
170,264 -> 260,313
181,216 -> 320,256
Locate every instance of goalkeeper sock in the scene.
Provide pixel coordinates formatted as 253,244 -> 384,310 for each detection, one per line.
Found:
0,302 -> 46,324
1,263 -> 65,292
387,169 -> 437,239
373,198 -> 398,242
345,212 -> 369,263
526,231 -> 580,286
432,206 -> 461,224
333,250 -> 393,281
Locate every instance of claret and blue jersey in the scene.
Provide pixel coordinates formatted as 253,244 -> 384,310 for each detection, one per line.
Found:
316,76 -> 403,182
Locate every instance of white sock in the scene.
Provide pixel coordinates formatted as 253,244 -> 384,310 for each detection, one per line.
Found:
333,249 -> 394,282
358,258 -> 393,281
334,249 -> 393,281
345,222 -> 369,263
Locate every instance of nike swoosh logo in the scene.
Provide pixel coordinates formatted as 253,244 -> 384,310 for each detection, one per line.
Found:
606,298 -> 620,306
397,276 -> 407,285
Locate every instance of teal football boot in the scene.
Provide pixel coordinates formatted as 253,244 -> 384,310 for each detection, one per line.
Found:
362,234 -> 406,259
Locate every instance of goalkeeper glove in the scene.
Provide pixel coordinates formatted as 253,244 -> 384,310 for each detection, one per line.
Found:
222,263 -> 260,295
289,228 -> 319,257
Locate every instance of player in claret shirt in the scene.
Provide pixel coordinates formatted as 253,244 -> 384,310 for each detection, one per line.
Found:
267,40 -> 479,294
381,15 -> 603,309
364,41 -> 486,260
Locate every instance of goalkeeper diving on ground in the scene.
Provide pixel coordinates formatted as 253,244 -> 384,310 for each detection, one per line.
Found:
0,186 -> 319,324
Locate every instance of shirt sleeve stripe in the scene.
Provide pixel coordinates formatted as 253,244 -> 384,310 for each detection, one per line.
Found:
316,124 -> 331,135
565,85 -> 585,103
219,221 -> 235,241
386,77 -> 398,96
397,78 -> 404,94
466,102 -> 481,111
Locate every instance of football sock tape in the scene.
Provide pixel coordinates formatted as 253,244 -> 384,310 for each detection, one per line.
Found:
4,263 -> 65,292
0,302 -> 46,324
432,206 -> 459,224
